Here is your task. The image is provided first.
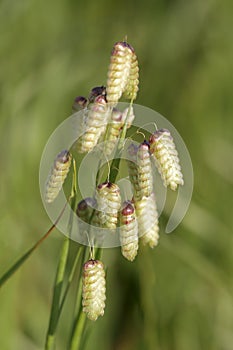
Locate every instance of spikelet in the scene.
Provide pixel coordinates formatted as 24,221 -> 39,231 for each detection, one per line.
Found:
106,41 -> 133,106
104,108 -> 123,156
76,197 -> 96,222
82,259 -> 106,321
149,129 -> 184,191
123,47 -> 139,101
45,150 -> 72,203
76,95 -> 110,153
95,182 -> 121,229
120,201 -> 138,261
127,141 -> 153,201
134,193 -> 159,248
89,86 -> 106,103
72,96 -> 88,113
135,141 -> 153,199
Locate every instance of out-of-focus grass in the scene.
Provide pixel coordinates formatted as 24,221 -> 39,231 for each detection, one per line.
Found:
0,0 -> 233,349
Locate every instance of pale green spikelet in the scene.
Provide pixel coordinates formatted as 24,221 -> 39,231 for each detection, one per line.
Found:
106,41 -> 133,106
95,182 -> 121,229
72,96 -> 88,114
127,141 -> 153,201
149,129 -> 184,191
76,95 -> 110,153
45,150 -> 72,203
123,47 -> 139,101
76,197 -> 96,223
120,201 -> 138,262
134,193 -> 159,248
82,259 -> 106,321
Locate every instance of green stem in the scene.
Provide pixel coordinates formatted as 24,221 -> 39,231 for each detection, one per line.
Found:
59,246 -> 83,314
45,236 -> 70,350
109,101 -> 133,183
70,312 -> 87,350
45,159 -> 77,350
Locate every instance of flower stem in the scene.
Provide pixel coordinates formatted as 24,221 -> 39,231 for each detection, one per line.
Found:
45,159 -> 77,350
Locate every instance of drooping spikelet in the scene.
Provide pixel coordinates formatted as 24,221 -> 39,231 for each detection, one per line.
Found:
123,47 -> 139,101
136,141 -> 153,199
82,259 -> 106,321
76,95 -> 110,153
127,141 -> 153,201
149,129 -> 184,191
89,86 -> 106,103
134,193 -> 159,248
106,41 -> 133,106
120,201 -> 138,261
72,96 -> 88,113
95,182 -> 121,229
45,150 -> 72,203
76,197 -> 96,223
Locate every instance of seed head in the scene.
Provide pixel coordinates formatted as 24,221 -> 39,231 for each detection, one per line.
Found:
76,95 -> 110,153
95,182 -> 121,229
134,192 -> 159,248
106,41 -> 133,106
82,259 -> 106,321
120,201 -> 139,261
123,48 -> 139,101
89,86 -> 106,103
149,129 -> 184,191
72,96 -> 88,113
45,150 -> 72,203
127,141 -> 153,201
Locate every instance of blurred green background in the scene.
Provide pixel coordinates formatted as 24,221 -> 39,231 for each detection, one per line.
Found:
0,0 -> 232,349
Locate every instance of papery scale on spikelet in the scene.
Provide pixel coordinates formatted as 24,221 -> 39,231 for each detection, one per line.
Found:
45,150 -> 72,203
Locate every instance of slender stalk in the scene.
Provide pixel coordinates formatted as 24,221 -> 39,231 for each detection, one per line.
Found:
70,312 -> 87,350
109,101 -> 133,183
45,160 -> 77,350
45,236 -> 70,350
59,246 -> 83,313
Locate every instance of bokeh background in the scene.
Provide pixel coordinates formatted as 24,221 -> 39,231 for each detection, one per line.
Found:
0,0 -> 232,349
